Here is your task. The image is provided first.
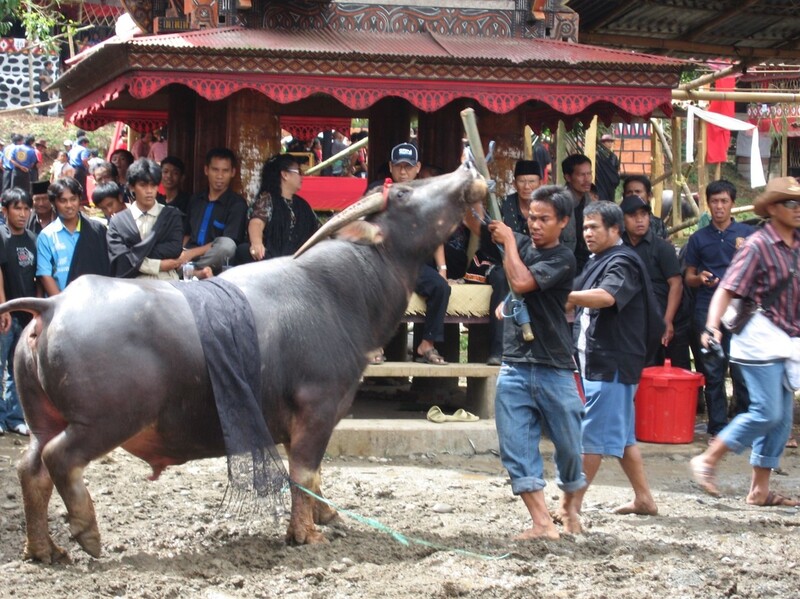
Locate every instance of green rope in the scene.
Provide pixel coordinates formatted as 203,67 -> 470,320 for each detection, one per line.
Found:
291,481 -> 510,561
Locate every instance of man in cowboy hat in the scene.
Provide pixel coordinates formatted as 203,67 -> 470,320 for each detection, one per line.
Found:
691,177 -> 800,506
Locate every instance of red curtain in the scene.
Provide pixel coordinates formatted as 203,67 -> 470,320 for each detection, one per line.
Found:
706,76 -> 736,164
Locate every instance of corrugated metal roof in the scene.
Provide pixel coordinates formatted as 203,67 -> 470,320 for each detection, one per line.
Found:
567,0 -> 800,61
125,26 -> 685,68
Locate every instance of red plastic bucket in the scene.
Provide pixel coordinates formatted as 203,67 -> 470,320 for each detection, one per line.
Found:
635,359 -> 704,444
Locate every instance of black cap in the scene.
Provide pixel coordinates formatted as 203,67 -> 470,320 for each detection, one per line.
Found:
619,194 -> 652,214
390,143 -> 418,165
514,160 -> 542,178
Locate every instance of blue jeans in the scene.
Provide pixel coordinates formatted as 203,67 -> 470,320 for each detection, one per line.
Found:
694,312 -> 750,435
0,318 -> 24,429
495,362 -> 586,494
718,362 -> 794,470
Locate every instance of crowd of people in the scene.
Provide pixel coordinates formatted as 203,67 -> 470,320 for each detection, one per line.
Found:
0,131 -> 797,543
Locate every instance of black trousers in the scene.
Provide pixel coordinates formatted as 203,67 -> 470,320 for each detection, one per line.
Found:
414,264 -> 451,343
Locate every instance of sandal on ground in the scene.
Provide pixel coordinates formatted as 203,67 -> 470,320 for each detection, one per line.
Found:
416,348 -> 448,365
452,408 -> 480,422
689,456 -> 720,497
426,406 -> 479,423
746,491 -> 800,507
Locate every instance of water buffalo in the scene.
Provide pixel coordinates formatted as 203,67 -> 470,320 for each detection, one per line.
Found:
2,165 -> 486,564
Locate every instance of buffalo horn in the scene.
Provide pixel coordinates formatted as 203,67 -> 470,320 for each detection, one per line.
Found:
294,190 -> 387,258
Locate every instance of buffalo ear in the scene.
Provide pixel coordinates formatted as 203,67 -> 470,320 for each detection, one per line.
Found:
334,221 -> 384,246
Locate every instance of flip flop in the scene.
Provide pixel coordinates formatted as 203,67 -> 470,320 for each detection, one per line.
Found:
746,491 -> 800,507
689,456 -> 720,497
452,408 -> 480,422
786,438 -> 798,449
427,406 -> 450,423
416,348 -> 448,365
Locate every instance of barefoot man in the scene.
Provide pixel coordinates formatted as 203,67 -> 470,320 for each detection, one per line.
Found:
567,201 -> 658,517
484,185 -> 586,539
690,177 -> 800,506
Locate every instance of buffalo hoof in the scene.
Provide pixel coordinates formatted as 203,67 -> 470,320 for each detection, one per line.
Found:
314,504 -> 339,525
23,538 -> 72,565
285,525 -> 329,546
72,527 -> 102,558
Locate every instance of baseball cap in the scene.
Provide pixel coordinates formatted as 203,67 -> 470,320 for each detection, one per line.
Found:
619,194 -> 652,214
390,143 -> 418,165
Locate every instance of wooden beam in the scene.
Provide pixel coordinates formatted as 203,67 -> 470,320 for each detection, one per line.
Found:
782,128 -> 789,177
580,32 -> 800,61
524,125 -> 533,160
697,120 -> 708,213
651,123 -> 664,218
680,0 -> 761,43
671,117 -> 682,227
556,121 -> 567,186
586,115 -> 598,184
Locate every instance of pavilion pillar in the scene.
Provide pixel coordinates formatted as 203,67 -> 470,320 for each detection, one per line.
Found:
367,97 -> 412,180
476,107 -> 526,199
189,96 -> 228,194
168,85 -> 197,193
417,101 -> 466,173
226,90 -> 282,200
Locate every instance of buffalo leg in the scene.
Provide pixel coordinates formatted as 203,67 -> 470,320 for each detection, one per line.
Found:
285,462 -> 327,545
310,471 -> 339,525
18,435 -> 70,564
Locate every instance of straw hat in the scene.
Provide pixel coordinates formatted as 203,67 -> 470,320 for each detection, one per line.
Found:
754,177 -> 800,217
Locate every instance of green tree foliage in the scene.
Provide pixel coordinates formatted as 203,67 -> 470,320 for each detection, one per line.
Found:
0,0 -> 78,50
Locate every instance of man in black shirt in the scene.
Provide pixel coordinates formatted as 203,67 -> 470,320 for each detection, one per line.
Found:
488,185 -> 586,539
568,201 -> 659,517
0,187 -> 35,435
560,154 -> 594,273
182,148 -> 247,278
620,194 -> 689,369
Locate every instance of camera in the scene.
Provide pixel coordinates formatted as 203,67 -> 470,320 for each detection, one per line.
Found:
701,337 -> 725,361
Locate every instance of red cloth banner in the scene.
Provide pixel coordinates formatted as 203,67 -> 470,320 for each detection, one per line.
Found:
706,76 -> 736,164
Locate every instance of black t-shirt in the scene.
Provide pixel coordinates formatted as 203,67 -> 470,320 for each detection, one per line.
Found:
503,236 -> 576,370
574,247 -> 647,384
0,227 -> 37,326
623,229 -> 680,314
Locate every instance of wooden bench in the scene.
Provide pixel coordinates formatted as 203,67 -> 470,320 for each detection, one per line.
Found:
362,284 -> 499,418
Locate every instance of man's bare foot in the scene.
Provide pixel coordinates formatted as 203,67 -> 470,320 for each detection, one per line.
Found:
689,455 -> 720,497
612,500 -> 658,516
561,512 -> 583,534
514,525 -> 560,541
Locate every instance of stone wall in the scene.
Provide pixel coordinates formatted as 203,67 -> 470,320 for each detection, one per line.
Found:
0,40 -> 60,113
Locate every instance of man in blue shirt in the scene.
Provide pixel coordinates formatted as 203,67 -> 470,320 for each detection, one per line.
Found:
67,137 -> 91,202
36,177 -> 109,295
684,180 -> 755,439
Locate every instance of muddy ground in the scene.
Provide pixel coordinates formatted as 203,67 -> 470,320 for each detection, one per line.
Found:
1,430 -> 799,599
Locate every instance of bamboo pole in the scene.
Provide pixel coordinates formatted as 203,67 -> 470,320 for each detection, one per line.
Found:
667,205 -> 755,235
673,89 -> 800,103
555,121 -> 567,186
671,117 -> 682,227
651,122 -> 664,216
651,117 -> 699,218
586,115 -> 598,184
697,120 -> 708,213
781,128 -> 789,177
304,136 -> 369,176
678,63 -> 744,91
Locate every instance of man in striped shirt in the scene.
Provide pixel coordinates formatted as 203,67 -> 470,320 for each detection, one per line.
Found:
690,177 -> 800,506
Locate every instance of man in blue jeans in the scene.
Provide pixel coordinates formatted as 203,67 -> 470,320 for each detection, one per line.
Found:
684,180 -> 754,439
488,185 -> 586,539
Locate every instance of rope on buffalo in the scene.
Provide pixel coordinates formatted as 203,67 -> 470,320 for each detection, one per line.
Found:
172,278 -> 288,520
291,482 -> 510,561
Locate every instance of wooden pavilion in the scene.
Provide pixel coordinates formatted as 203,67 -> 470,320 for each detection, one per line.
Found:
54,1 -> 686,195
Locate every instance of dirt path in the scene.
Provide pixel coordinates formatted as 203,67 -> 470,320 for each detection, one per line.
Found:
1,434 -> 799,598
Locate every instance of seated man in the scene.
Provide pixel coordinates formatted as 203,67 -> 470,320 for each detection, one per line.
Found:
388,143 -> 450,364
92,182 -> 127,221
36,177 -> 110,296
182,148 -> 247,278
157,156 -> 192,215
107,158 -> 184,280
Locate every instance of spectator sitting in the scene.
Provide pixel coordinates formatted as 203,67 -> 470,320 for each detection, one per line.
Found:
36,177 -> 109,296
182,147 -> 247,278
157,156 -> 191,215
235,153 -> 318,264
107,158 -> 184,280
92,182 -> 127,221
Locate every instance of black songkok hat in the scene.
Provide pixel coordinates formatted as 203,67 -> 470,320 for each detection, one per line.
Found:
514,160 -> 542,178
